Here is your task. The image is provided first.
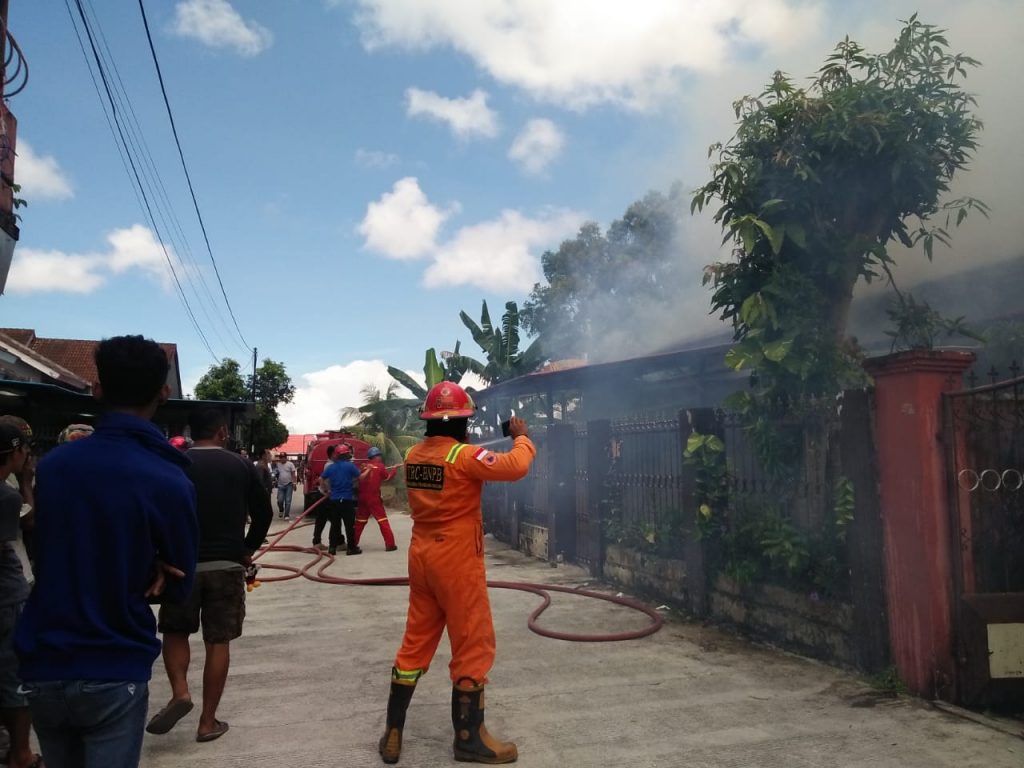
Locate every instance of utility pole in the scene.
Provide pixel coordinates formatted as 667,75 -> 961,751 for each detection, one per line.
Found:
249,347 -> 257,455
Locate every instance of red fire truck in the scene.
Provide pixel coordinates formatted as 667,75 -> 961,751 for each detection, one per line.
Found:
302,431 -> 372,510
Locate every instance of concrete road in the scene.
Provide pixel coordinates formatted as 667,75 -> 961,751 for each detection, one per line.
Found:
140,509 -> 1022,768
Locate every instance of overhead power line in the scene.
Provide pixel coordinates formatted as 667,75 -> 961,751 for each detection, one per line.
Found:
65,0 -> 220,362
81,0 -> 245,357
137,0 -> 251,351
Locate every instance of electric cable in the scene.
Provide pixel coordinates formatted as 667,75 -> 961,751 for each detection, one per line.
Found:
65,0 -> 220,362
81,0 -> 242,357
254,497 -> 665,643
137,0 -> 250,351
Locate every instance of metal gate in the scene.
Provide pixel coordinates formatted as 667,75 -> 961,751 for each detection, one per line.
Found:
943,374 -> 1024,708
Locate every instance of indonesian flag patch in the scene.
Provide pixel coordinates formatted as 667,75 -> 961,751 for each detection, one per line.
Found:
474,448 -> 497,466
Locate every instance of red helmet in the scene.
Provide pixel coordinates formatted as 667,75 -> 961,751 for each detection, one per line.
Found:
169,435 -> 190,451
419,382 -> 475,420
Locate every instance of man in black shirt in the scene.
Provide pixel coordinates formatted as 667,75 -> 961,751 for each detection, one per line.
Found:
148,409 -> 272,743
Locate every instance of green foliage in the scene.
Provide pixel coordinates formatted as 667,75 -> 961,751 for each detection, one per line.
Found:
193,357 -> 295,454
683,431 -> 729,539
386,346 -> 464,401
974,319 -> 1024,377
458,300 -> 544,384
868,666 -> 909,695
604,510 -> 688,560
194,358 -> 248,402
522,188 -> 687,360
684,424 -> 854,595
694,17 -> 985,406
833,476 -> 855,540
10,182 -> 26,221
885,292 -> 984,352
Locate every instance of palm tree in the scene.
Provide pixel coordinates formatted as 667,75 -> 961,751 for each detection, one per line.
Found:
339,383 -> 421,464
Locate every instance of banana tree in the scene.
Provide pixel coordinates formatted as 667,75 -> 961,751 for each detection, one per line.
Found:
459,300 -> 545,384
386,345 -> 471,399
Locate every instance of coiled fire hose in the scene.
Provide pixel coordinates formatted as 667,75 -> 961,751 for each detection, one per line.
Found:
254,496 -> 664,642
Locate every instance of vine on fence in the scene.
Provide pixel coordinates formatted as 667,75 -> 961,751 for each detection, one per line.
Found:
684,423 -> 856,597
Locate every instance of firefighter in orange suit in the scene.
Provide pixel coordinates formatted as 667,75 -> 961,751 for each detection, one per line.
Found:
378,382 -> 535,765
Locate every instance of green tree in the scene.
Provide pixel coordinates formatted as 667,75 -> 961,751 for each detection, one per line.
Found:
250,359 -> 295,453
192,357 -> 295,454
522,188 -> 686,360
458,300 -> 544,384
340,382 -> 422,463
387,346 -> 466,400
693,16 -> 987,403
193,359 -> 248,402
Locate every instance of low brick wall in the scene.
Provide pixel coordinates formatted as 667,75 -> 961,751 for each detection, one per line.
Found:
518,523 -> 549,560
709,575 -> 857,667
600,545 -> 857,667
602,544 -> 689,607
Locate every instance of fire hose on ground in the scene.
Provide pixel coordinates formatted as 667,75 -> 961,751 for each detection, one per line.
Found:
253,495 -> 664,643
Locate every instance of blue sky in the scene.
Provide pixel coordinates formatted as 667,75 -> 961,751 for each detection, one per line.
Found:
4,0 -> 1021,431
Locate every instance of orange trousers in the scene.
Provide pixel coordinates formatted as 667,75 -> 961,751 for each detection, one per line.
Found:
394,525 -> 494,683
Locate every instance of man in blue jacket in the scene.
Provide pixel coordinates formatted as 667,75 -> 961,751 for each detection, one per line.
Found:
14,335 -> 199,768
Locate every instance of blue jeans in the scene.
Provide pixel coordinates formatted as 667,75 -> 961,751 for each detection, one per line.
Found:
277,483 -> 294,516
23,680 -> 149,768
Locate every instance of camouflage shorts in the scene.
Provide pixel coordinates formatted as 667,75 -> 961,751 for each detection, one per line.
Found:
158,568 -> 245,644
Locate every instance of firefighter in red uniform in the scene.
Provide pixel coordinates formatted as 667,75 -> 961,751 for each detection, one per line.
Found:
378,382 -> 535,765
355,446 -> 399,551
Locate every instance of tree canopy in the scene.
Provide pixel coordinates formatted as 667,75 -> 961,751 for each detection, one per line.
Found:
194,359 -> 248,402
693,15 -> 986,402
522,187 -> 687,360
193,357 -> 295,453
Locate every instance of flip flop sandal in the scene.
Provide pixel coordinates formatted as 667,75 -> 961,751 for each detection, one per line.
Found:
196,720 -> 229,743
145,698 -> 194,734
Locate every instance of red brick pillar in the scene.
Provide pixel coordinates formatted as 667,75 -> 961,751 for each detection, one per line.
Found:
865,350 -> 974,699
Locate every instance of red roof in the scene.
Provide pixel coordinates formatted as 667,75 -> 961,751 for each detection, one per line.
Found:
273,434 -> 319,456
0,330 -> 90,389
0,328 -> 181,396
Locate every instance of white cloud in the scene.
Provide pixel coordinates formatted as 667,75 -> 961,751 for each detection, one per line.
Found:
279,360 -> 420,434
354,0 -> 822,110
405,88 -> 499,138
16,140 -> 73,201
358,178 -> 583,292
358,177 -> 455,260
508,119 -> 565,175
425,209 -> 583,293
354,148 -> 400,169
5,225 -> 186,295
171,0 -> 272,56
4,249 -> 103,294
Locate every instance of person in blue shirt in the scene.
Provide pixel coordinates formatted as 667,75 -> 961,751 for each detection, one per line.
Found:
14,335 -> 199,768
318,444 -> 361,556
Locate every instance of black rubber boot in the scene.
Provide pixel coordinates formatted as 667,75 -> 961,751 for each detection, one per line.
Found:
379,678 -> 416,764
451,681 -> 517,764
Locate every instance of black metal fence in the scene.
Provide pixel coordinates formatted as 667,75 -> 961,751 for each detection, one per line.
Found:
607,417 -> 686,544
945,374 -> 1024,594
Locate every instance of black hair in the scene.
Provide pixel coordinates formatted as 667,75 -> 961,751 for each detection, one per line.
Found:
424,417 -> 469,441
326,445 -> 336,459
189,407 -> 228,440
95,335 -> 170,408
